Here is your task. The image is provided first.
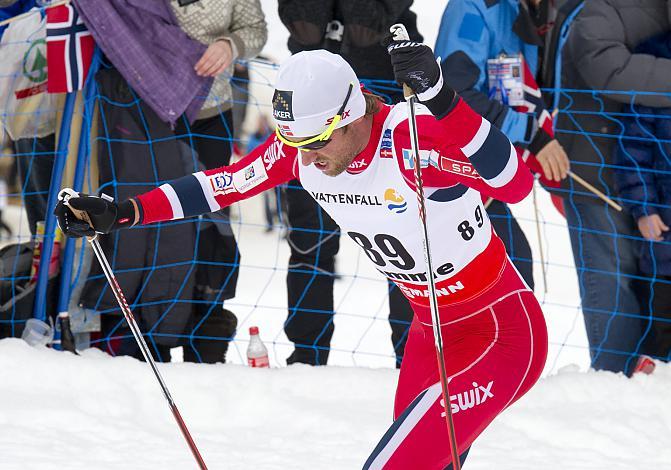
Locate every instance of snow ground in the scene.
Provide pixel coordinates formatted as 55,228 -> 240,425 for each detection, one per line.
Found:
1,339 -> 669,470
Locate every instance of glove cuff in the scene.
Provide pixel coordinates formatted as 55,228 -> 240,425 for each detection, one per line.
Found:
421,86 -> 458,121
113,200 -> 137,230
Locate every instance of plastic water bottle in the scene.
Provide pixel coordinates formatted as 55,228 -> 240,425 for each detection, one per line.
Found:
247,326 -> 269,368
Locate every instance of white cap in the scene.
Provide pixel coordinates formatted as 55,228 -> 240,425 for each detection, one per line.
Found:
272,50 -> 366,138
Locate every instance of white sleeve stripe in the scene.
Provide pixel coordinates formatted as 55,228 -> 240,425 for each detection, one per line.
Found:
160,184 -> 184,220
461,117 -> 490,157
193,172 -> 220,213
485,143 -> 518,188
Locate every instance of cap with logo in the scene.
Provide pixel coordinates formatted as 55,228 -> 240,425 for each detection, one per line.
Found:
273,50 -> 366,139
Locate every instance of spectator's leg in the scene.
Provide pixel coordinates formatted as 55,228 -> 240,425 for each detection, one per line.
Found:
388,281 -> 413,368
7,156 -> 19,192
486,200 -> 535,290
14,134 -> 56,234
263,191 -> 274,231
565,201 -> 644,375
285,180 -> 340,365
175,112 -> 240,363
649,276 -> 671,361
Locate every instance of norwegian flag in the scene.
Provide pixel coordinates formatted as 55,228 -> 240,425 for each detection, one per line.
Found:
514,57 -> 565,217
516,59 -> 555,139
46,3 -> 94,93
278,124 -> 294,136
380,147 -> 394,158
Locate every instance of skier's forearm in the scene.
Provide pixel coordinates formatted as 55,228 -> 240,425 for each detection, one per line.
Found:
435,99 -> 533,203
135,135 -> 299,225
134,170 -> 231,224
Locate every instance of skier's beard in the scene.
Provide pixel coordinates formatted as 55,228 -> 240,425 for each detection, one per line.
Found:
321,150 -> 358,177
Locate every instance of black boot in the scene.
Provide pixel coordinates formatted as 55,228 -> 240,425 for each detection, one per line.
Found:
183,306 -> 238,364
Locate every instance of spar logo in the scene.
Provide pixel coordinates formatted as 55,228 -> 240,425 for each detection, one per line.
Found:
440,380 -> 494,417
384,188 -> 407,214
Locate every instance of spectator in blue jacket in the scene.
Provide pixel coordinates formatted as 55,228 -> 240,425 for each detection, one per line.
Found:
434,0 -> 570,290
615,31 -> 671,363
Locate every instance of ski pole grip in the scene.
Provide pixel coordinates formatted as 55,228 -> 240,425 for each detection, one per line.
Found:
389,23 -> 416,100
58,188 -> 97,241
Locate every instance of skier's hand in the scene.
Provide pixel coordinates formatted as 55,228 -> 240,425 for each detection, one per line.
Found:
638,214 -> 669,242
54,192 -> 137,238
535,139 -> 570,182
385,38 -> 441,96
195,39 -> 234,77
385,33 -> 457,119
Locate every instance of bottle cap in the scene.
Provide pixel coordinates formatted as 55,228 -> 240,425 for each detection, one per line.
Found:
249,326 -> 259,335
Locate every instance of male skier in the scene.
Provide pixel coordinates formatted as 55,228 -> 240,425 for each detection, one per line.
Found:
56,39 -> 548,469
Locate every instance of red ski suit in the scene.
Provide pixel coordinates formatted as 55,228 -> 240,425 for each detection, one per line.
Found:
136,97 -> 548,469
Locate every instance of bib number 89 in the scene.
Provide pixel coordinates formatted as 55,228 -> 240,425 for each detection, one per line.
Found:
347,232 -> 415,270
458,205 -> 485,241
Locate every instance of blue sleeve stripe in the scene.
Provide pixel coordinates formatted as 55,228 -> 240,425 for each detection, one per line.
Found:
467,124 -> 512,180
171,174 -> 211,218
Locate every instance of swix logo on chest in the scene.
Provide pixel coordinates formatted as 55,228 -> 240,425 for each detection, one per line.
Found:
348,158 -> 367,170
263,140 -> 286,171
440,381 -> 494,416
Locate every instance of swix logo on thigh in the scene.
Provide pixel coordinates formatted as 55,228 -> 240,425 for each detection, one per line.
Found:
440,380 -> 494,416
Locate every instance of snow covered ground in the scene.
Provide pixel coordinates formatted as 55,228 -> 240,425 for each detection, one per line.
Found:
1,339 -> 670,470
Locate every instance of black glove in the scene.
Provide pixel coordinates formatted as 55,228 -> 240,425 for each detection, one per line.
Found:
385,37 -> 457,119
54,194 -> 136,238
386,39 -> 440,94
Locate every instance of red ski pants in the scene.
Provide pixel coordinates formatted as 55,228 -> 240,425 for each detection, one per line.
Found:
364,258 -> 548,469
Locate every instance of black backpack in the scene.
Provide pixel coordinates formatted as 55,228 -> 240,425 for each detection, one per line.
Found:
0,243 -> 59,339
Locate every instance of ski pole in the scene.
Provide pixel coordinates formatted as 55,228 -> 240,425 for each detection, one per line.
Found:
58,189 -> 208,470
389,24 -> 462,470
532,180 -> 549,294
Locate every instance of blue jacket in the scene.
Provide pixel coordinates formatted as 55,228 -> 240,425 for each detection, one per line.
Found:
614,32 -> 671,275
434,0 -> 542,144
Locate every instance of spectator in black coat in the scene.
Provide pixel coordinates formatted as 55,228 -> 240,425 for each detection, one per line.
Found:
614,31 -> 671,363
277,0 -> 420,366
556,0 -> 671,375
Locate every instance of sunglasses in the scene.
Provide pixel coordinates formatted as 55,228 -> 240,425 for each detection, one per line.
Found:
275,82 -> 354,151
